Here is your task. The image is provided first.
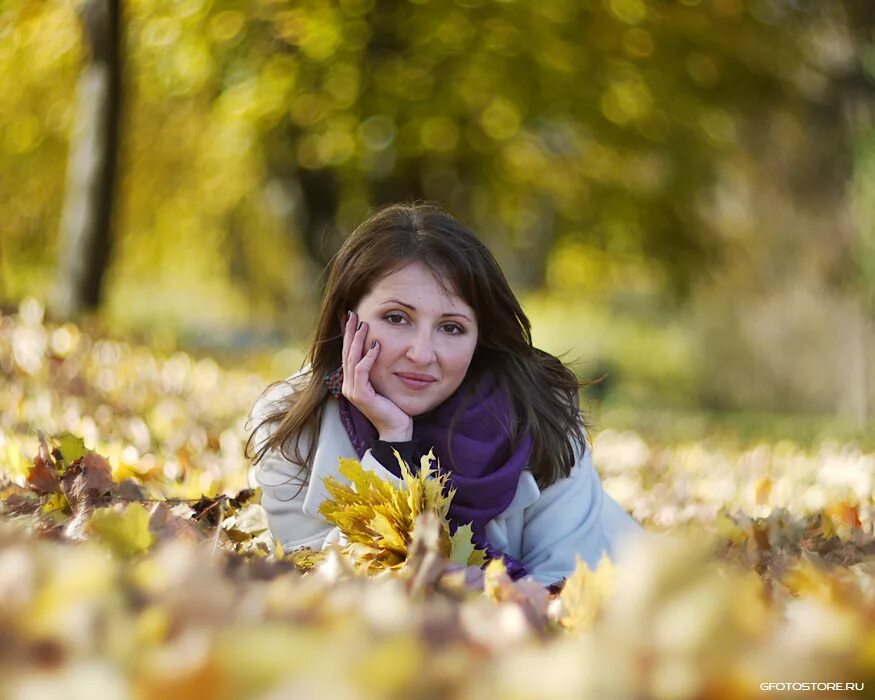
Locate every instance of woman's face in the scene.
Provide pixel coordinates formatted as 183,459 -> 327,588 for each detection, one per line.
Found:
351,261 -> 479,417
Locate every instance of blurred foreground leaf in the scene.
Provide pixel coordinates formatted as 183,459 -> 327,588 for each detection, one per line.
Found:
89,503 -> 154,557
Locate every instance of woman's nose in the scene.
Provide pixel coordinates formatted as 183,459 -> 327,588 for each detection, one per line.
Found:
404,330 -> 437,366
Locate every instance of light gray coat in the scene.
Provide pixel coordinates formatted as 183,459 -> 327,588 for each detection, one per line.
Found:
250,374 -> 644,585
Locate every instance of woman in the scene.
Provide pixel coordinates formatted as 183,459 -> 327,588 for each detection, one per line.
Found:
248,202 -> 642,587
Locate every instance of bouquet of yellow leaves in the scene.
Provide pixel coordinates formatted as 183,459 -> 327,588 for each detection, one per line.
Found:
319,447 -> 488,574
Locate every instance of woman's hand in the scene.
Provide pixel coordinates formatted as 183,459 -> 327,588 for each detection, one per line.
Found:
341,310 -> 413,440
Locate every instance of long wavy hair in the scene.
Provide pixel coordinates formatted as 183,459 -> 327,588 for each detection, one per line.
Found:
247,202 -> 589,490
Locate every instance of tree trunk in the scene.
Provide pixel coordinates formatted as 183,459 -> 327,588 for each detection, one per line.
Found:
51,0 -> 122,318
296,166 -> 342,298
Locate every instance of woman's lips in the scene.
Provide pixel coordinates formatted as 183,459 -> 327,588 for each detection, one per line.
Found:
395,373 -> 436,390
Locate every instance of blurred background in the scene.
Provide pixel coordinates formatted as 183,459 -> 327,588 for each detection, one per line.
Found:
1,0 -> 874,445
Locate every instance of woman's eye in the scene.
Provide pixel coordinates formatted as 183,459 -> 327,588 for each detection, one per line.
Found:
384,313 -> 464,335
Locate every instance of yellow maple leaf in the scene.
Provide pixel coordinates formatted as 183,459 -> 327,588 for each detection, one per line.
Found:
822,501 -> 862,542
449,522 -> 488,567
41,491 -> 69,519
782,553 -> 850,605
318,448 -> 487,574
88,503 -> 154,558
285,547 -> 326,572
558,554 -> 615,633
713,510 -> 746,544
483,558 -> 512,600
754,476 -> 772,505
319,447 -> 474,574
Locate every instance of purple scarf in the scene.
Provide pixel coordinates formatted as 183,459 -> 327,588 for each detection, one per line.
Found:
337,368 -> 532,579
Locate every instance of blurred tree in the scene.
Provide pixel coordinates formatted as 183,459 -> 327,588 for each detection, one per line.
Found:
240,0 -> 875,302
1,0 -> 873,344
0,1 -> 81,298
691,1 -> 875,420
51,0 -> 122,318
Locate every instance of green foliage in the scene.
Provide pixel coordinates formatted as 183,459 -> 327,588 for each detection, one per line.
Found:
3,0 -> 872,330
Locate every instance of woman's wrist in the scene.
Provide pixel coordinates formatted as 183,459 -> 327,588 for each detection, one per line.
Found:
378,425 -> 413,442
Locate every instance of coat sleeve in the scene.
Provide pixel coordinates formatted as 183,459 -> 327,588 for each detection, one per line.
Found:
249,381 -> 335,550
519,437 -> 643,586
249,380 -> 406,551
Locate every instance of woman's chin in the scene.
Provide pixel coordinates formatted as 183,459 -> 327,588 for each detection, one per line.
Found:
387,394 -> 435,418
393,398 -> 424,416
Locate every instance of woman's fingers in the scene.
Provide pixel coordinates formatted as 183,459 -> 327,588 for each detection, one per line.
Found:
350,320 -> 367,367
341,310 -> 353,364
341,311 -> 356,394
344,317 -> 370,397
353,339 -> 380,385
338,320 -> 410,437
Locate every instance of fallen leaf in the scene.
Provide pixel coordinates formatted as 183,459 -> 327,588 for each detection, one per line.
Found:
89,503 -> 154,557
27,455 -> 59,494
558,554 -> 615,633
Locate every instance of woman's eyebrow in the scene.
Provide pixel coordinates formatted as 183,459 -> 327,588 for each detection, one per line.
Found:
380,298 -> 472,322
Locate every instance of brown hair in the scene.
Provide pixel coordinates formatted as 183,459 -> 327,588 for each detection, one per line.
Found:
247,202 -> 590,490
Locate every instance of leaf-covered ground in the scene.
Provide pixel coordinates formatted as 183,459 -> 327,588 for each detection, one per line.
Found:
1,299 -> 873,700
